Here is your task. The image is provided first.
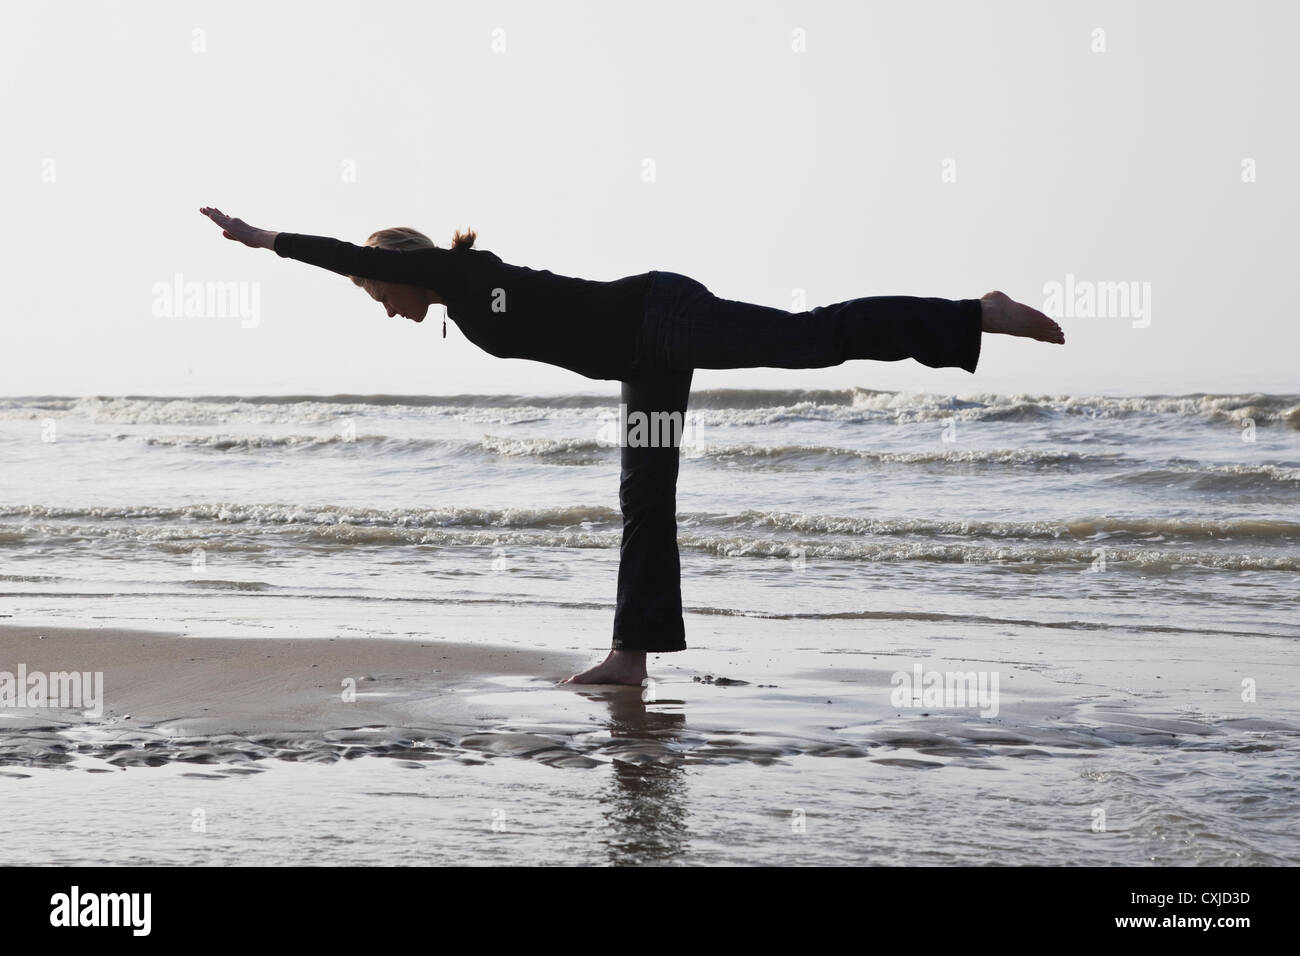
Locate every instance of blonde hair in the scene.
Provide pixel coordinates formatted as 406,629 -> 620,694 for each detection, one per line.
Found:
350,226 -> 477,294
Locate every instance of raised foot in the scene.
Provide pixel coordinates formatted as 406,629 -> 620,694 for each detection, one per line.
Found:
561,649 -> 648,686
980,290 -> 1066,344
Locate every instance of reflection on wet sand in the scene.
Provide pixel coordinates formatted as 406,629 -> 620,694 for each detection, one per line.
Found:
580,687 -> 690,865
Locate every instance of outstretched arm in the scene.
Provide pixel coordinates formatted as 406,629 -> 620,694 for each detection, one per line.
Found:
198,206 -> 453,287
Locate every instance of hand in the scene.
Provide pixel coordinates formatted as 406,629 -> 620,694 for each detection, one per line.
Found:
199,206 -> 275,249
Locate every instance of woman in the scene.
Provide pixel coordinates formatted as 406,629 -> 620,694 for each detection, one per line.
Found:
198,206 -> 1065,686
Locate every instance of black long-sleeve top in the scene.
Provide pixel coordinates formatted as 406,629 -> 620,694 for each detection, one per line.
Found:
273,233 -> 654,381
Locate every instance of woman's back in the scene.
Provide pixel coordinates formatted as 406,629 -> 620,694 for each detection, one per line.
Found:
273,232 -> 654,381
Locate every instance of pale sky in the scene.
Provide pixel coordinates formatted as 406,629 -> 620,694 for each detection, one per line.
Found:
3,0 -> 1296,397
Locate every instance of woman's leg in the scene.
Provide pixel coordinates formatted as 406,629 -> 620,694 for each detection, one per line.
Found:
610,367 -> 693,654
563,366 -> 693,685
654,279 -> 986,373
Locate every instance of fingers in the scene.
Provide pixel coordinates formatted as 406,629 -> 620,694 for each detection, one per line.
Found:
200,206 -> 233,227
202,207 -> 253,245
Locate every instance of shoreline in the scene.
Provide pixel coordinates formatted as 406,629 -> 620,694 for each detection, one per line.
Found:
3,619 -> 1299,865
4,615 -> 1298,774
0,624 -> 595,765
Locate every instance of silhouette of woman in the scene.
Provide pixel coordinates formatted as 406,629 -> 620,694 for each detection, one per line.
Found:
199,207 -> 1064,686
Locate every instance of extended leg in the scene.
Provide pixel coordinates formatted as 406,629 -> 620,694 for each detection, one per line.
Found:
668,289 -> 986,373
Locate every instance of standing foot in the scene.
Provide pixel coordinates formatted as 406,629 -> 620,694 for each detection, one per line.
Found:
561,649 -> 648,686
980,290 -> 1066,344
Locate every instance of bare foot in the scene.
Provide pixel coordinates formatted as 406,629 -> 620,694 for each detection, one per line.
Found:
561,649 -> 648,686
980,291 -> 1065,344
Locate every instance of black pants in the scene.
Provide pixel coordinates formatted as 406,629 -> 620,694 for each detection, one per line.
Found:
611,272 -> 983,653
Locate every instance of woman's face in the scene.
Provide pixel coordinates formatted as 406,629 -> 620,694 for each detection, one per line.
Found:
367,280 -> 431,323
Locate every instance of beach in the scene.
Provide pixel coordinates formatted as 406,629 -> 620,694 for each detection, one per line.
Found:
3,609 -> 1298,866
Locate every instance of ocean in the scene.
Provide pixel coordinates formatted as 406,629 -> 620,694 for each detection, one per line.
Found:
2,388 -> 1296,638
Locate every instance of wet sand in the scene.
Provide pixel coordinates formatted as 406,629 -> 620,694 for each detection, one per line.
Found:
0,623 -> 602,768
3,616 -> 1297,772
2,617 -> 1298,864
